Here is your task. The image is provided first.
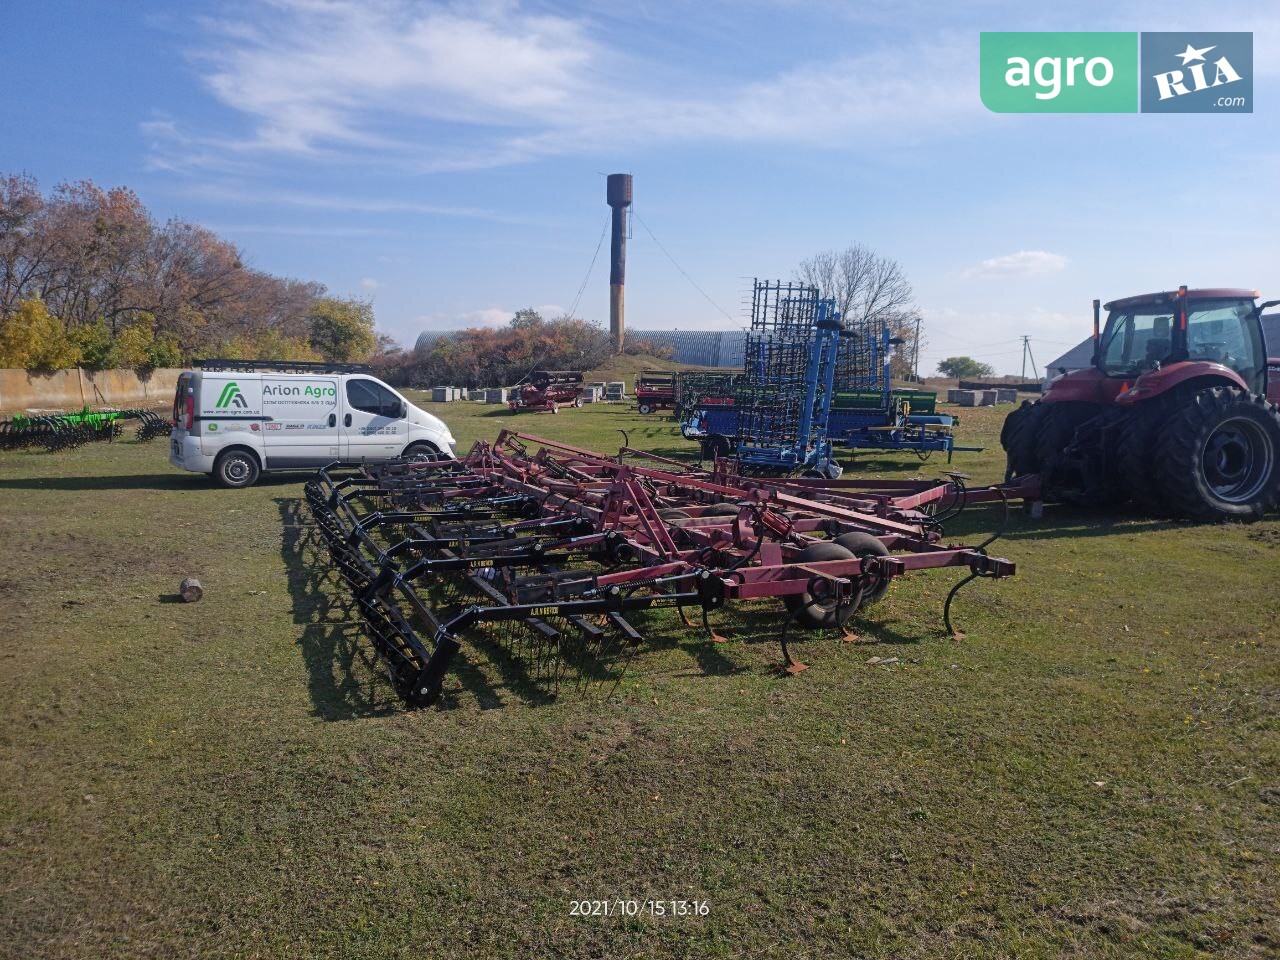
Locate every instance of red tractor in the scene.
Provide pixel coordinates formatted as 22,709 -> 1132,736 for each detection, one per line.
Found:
1002,286 -> 1280,521
508,371 -> 585,413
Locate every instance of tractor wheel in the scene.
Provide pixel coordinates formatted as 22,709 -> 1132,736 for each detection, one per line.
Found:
1035,402 -> 1103,503
573,397 -> 583,408
701,435 -> 730,461
1000,400 -> 1044,478
1115,406 -> 1168,515
833,532 -> 892,605
638,402 -> 654,415
1152,386 -> 1280,521
784,542 -> 860,630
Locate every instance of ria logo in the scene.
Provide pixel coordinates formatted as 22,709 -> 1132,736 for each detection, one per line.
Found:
1154,43 -> 1241,100
216,381 -> 247,409
1141,33 -> 1252,112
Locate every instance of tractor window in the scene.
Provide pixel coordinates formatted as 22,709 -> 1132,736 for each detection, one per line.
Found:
1186,301 -> 1265,393
1100,309 -> 1174,376
346,378 -> 403,418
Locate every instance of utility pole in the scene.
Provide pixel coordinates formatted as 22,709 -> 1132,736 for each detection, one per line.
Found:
1020,336 -> 1039,381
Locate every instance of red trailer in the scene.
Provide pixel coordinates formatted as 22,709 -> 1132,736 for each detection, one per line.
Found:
635,369 -> 677,414
508,371 -> 584,413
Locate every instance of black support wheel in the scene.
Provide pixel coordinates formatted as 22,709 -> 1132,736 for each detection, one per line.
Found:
784,542 -> 860,630
833,531 -> 892,605
1152,386 -> 1280,522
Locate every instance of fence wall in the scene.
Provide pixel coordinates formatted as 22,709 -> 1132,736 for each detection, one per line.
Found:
0,367 -> 183,414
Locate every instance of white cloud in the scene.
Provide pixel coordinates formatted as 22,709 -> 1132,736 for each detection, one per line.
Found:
360,277 -> 380,290
963,250 -> 1069,279
151,2 -> 982,171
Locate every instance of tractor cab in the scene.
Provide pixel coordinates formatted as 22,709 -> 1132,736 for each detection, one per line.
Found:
1096,288 -> 1271,398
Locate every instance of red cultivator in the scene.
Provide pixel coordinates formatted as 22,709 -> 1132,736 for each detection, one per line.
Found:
304,431 -> 1021,707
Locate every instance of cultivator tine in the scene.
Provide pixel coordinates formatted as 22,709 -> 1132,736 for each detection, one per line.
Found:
297,433 -> 1019,708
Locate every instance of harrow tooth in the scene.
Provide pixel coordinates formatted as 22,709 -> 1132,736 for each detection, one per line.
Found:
300,432 -> 1018,708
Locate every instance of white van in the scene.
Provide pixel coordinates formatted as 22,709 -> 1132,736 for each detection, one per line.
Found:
168,360 -> 457,487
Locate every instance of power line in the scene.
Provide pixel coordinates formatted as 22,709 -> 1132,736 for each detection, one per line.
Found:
567,212 -> 611,319
632,211 -> 735,322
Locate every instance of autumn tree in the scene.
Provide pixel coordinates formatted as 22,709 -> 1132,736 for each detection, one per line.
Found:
0,298 -> 79,370
308,296 -> 376,362
936,356 -> 994,379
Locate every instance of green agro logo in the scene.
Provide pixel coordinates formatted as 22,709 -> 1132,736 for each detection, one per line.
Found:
215,382 -> 247,409
981,33 -> 1137,113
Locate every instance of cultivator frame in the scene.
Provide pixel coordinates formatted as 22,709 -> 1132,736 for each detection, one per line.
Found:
304,431 -> 1019,708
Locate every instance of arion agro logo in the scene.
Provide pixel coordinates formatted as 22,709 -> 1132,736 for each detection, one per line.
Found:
215,381 -> 247,409
981,32 -> 1252,113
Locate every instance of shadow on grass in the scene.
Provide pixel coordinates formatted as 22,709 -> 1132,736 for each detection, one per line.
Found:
277,498 -> 402,721
0,472 -> 304,492
0,473 -> 198,492
940,501 -> 1176,544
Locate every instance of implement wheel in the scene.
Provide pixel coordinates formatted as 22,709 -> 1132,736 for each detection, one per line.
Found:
834,531 -> 891,605
1153,386 -> 1280,521
784,542 -> 859,630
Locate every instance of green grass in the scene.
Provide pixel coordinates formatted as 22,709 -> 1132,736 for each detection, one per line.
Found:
1,401 -> 1277,959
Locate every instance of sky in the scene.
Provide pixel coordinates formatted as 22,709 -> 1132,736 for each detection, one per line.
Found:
2,0 -> 1277,375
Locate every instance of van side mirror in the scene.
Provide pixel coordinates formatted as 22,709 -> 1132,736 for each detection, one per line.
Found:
397,401 -> 407,419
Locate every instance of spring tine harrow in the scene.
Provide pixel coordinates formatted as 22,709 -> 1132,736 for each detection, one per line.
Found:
0,406 -> 171,451
301,431 -> 1021,709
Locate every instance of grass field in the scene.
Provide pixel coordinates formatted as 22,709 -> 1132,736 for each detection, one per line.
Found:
1,398 -> 1277,958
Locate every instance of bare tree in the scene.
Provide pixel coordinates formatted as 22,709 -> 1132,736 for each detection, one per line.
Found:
797,244 -> 922,381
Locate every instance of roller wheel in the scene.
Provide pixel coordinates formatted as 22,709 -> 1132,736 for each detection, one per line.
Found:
784,542 -> 860,630
833,531 -> 892,605
1153,386 -> 1280,522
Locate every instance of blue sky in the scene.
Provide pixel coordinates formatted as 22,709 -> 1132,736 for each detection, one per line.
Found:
3,0 -> 1276,374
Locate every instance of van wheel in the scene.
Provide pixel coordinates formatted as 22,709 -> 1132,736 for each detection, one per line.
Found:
403,442 -> 440,461
214,449 -> 260,488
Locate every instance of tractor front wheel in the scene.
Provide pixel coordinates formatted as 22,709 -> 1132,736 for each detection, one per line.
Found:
638,402 -> 654,415
1115,405 -> 1168,515
1153,386 -> 1280,521
1035,401 -> 1107,504
1000,400 -> 1044,479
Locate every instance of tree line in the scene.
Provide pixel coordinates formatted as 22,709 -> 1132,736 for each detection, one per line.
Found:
372,309 -> 652,388
0,173 -> 374,371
